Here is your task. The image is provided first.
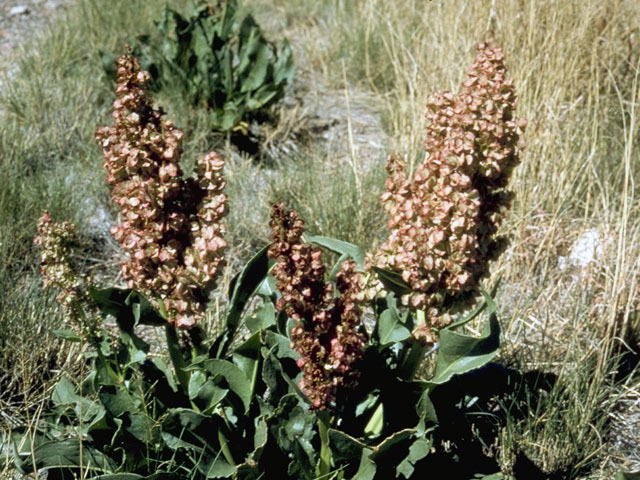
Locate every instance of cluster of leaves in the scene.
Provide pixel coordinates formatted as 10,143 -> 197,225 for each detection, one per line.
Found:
3,240 -> 505,480
121,0 -> 294,131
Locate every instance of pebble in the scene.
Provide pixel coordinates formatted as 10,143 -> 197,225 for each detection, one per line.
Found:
9,5 -> 30,16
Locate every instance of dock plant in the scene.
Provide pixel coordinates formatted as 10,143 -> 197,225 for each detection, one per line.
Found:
124,0 -> 294,132
5,43 -> 526,479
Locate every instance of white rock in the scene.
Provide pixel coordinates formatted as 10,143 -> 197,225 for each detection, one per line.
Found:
9,5 -> 30,16
557,256 -> 567,271
569,228 -> 602,268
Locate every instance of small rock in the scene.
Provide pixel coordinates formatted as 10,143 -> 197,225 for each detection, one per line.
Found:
557,256 -> 567,271
9,5 -> 30,16
569,228 -> 602,268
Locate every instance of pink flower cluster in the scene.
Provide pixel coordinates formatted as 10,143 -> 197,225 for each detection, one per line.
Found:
374,43 -> 526,341
34,212 -> 100,340
95,52 -> 227,328
268,203 -> 366,410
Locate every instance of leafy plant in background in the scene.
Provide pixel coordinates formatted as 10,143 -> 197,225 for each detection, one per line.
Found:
118,0 -> 294,132
4,45 -> 527,479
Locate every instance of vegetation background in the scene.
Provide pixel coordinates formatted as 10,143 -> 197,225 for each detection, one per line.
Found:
0,0 -> 639,478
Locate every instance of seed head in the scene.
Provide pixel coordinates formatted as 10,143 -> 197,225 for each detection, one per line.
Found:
375,43 -> 526,335
95,51 -> 227,327
268,204 -> 366,409
34,211 -> 100,341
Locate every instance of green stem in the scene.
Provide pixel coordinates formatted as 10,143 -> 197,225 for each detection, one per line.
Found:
158,296 -> 190,392
218,428 -> 236,467
95,347 -> 122,384
317,410 -> 332,477
165,323 -> 190,393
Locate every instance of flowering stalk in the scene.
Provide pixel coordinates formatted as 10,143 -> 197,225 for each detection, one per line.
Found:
268,203 -> 366,410
95,51 -> 227,328
374,43 -> 527,342
34,211 -> 100,343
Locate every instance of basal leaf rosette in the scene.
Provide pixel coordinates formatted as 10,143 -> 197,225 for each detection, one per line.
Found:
268,203 -> 367,410
374,43 -> 527,342
95,51 -> 228,328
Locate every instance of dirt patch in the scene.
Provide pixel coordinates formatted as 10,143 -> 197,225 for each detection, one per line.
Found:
0,0 -> 74,85
260,71 -> 389,168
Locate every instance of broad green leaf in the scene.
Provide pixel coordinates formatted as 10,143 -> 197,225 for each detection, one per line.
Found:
270,394 -> 316,472
371,267 -> 413,296
396,437 -> 432,479
200,359 -> 252,413
263,330 -> 299,361
161,429 -> 200,451
88,475 -> 144,480
151,357 -> 178,392
217,244 -> 271,357
126,412 -> 156,443
118,327 -> 149,367
99,385 -> 140,417
236,16 -> 261,75
261,344 -> 304,402
446,281 -> 500,330
51,329 -> 81,342
221,104 -> 240,131
472,474 -> 514,480
27,438 -> 114,473
364,403 -> 384,438
430,316 -> 500,385
416,390 -> 438,432
305,234 -> 365,269
125,290 -> 165,326
232,332 -> 262,397
273,39 -> 294,85
256,274 -> 277,297
209,0 -> 235,41
245,301 -> 275,333
188,370 -> 208,399
145,475 -> 180,480
74,398 -> 108,434
88,286 -> 131,319
377,295 -> 411,346
261,347 -> 288,397
52,376 -> 79,405
353,448 -> 376,480
163,408 -> 209,439
327,429 -> 367,462
355,391 -> 380,417
370,429 -> 414,458
188,366 -> 229,411
197,453 -> 236,478
241,40 -> 270,93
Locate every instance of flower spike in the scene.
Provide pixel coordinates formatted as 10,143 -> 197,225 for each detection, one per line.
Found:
95,51 -> 227,327
374,43 -> 526,340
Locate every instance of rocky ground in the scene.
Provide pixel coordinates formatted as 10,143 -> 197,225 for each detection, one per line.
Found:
0,0 -> 73,83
